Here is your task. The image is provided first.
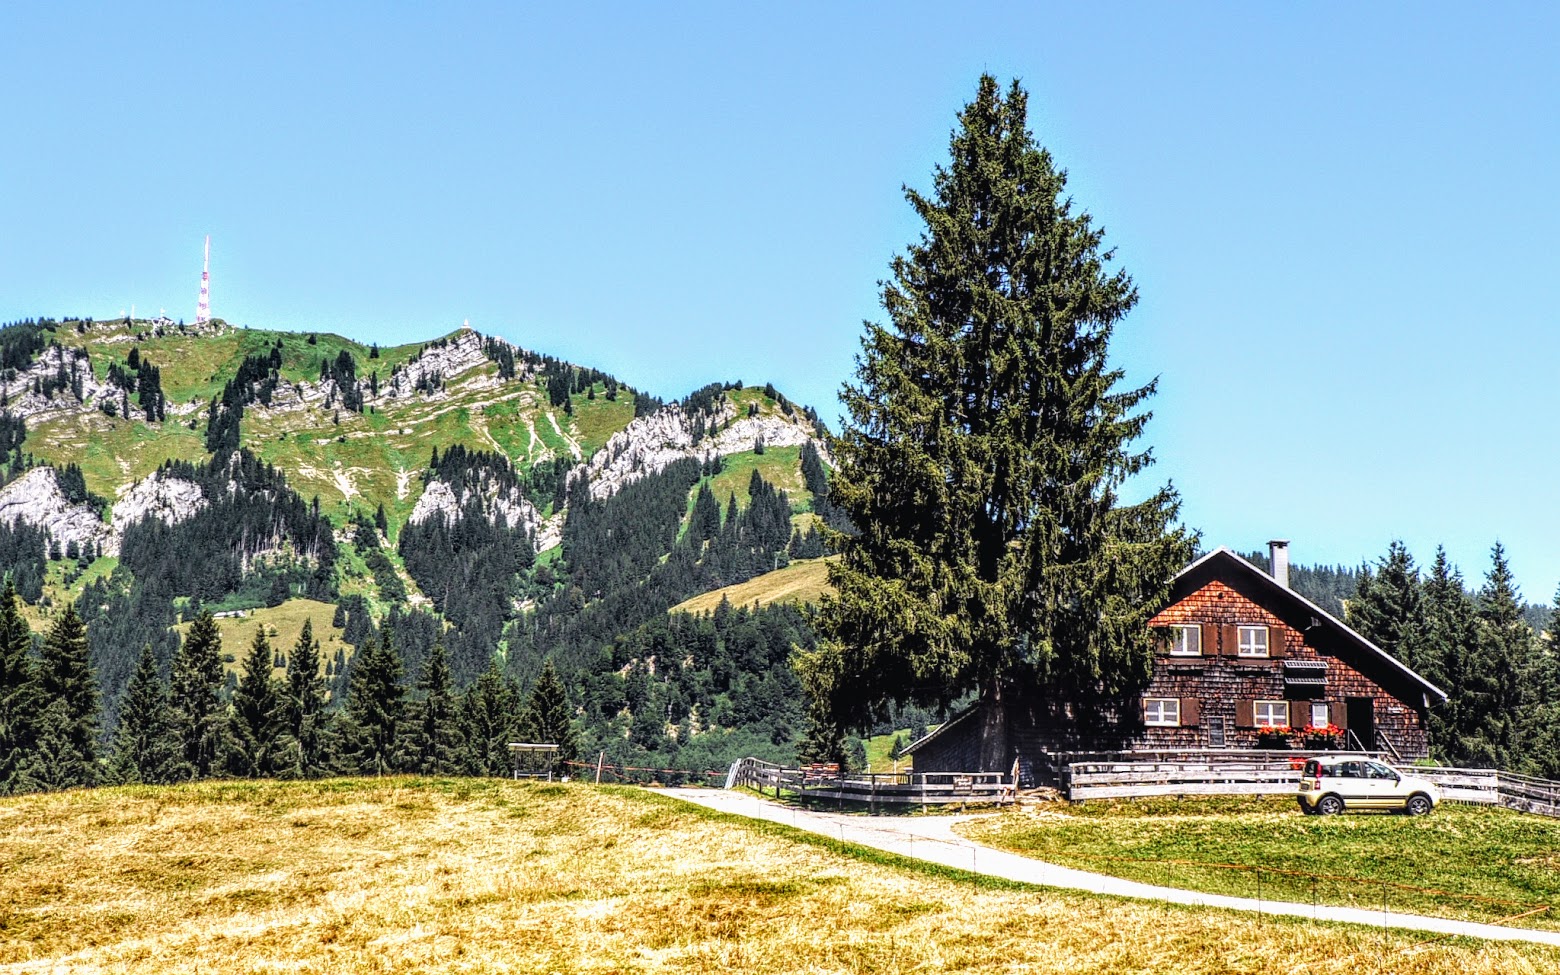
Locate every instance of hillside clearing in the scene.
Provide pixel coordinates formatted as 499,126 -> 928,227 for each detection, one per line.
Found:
672,556 -> 834,614
1,779 -> 1554,974
960,795 -> 1560,931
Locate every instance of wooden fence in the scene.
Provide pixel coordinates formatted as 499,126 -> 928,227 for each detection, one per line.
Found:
727,757 -> 1016,808
1061,753 -> 1560,818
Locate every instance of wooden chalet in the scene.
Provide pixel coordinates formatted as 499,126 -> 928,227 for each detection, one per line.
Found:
907,542 -> 1449,782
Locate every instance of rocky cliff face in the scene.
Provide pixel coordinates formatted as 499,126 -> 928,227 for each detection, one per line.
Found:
109,471 -> 208,539
408,470 -> 561,551
0,467 -> 216,558
0,345 -> 122,422
0,467 -> 113,553
575,400 -> 825,501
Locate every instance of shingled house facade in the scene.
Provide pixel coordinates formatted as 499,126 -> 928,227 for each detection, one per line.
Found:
907,542 -> 1448,778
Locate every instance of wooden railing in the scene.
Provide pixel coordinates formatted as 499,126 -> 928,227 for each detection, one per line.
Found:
1059,754 -> 1560,820
726,757 -> 1015,807
1065,755 -> 1314,800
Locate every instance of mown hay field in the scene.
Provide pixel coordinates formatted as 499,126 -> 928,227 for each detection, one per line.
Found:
960,794 -> 1560,931
2,778 -> 1557,974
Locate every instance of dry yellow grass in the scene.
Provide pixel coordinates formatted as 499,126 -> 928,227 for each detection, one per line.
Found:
673,557 -> 835,615
1,778 -> 1556,974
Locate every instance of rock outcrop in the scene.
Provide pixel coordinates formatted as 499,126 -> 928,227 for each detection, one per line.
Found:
574,400 -> 825,501
0,467 -> 113,553
110,471 -> 208,540
408,471 -> 560,551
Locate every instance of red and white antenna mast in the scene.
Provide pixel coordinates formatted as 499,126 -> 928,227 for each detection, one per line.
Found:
195,235 -> 211,324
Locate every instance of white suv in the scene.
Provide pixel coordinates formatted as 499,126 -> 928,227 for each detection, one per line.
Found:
1297,755 -> 1439,816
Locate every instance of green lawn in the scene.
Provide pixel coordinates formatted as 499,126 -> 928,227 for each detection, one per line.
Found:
960,795 -> 1560,930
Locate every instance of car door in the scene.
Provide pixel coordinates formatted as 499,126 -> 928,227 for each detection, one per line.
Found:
1332,761 -> 1367,808
1361,761 -> 1401,809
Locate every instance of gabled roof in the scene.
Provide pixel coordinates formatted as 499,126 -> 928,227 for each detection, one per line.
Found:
1178,547 -> 1449,704
900,705 -> 975,757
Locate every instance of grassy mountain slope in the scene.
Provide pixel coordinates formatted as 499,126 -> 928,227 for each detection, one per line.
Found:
673,556 -> 834,614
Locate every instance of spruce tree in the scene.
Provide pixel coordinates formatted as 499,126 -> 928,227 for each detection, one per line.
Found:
36,603 -> 98,784
460,661 -> 518,776
517,659 -> 577,775
807,75 -> 1193,770
0,578 -> 38,793
1462,543 -> 1533,768
1347,540 -> 1428,671
1420,546 -> 1476,763
109,643 -> 184,785
403,641 -> 463,774
19,699 -> 89,791
170,610 -> 226,778
228,627 -> 283,777
283,619 -> 328,777
342,631 -> 405,775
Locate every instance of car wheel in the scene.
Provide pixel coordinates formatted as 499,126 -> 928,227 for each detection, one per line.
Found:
1317,794 -> 1345,816
1406,793 -> 1432,816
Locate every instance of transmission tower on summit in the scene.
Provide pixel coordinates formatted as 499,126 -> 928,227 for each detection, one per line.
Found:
195,235 -> 212,324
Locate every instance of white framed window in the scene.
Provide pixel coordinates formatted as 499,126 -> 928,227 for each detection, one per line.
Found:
1237,625 -> 1270,657
1254,700 -> 1289,728
1310,702 -> 1330,728
1169,624 -> 1201,656
1144,698 -> 1181,727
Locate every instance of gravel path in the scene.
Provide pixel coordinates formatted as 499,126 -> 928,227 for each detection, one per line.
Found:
656,788 -> 1560,947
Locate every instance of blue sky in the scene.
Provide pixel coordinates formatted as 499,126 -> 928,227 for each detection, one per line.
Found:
3,3 -> 1559,599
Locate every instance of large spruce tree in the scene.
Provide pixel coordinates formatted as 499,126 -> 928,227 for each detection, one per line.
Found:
808,75 -> 1193,769
341,631 -> 405,775
283,619 -> 329,777
36,602 -> 99,784
170,610 -> 226,778
1469,544 -> 1536,769
518,659 -> 577,775
1347,540 -> 1428,672
402,641 -> 463,774
0,578 -> 38,793
109,643 -> 184,785
227,627 -> 283,776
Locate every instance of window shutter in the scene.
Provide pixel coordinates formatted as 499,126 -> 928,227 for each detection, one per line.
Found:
1235,699 -> 1255,728
1154,628 -> 1170,655
1267,625 -> 1285,658
1290,701 -> 1310,729
1200,623 -> 1217,656
1331,701 -> 1348,730
1221,623 -> 1239,656
1180,698 -> 1200,726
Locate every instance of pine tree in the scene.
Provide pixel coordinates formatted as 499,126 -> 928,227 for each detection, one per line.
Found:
1347,540 -> 1428,671
36,602 -> 98,784
402,642 -> 463,774
170,610 -> 226,778
517,659 -> 577,775
807,75 -> 1193,770
1420,546 -> 1476,763
109,643 -> 184,785
1468,543 -> 1534,768
460,661 -> 518,776
283,619 -> 328,777
342,631 -> 405,775
0,578 -> 38,793
227,627 -> 283,776
18,699 -> 88,791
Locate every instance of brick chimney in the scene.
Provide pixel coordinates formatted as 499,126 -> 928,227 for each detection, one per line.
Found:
1268,539 -> 1290,588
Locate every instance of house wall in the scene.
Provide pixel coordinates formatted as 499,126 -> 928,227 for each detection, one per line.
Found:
1144,579 -> 1430,758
